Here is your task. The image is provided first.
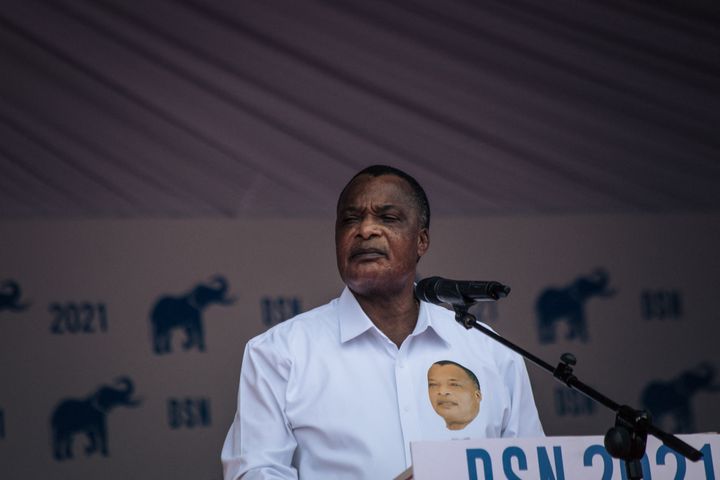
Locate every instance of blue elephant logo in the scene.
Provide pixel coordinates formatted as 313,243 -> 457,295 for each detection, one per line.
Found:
150,275 -> 234,354
0,279 -> 30,312
535,269 -> 615,344
641,362 -> 720,433
51,377 -> 141,460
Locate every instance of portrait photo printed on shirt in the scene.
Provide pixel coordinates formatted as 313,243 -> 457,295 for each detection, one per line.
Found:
427,360 -> 483,431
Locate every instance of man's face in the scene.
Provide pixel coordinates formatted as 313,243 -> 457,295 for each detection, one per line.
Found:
335,174 -> 429,297
428,363 -> 482,430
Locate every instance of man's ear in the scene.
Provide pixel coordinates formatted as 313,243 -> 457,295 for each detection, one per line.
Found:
417,228 -> 430,259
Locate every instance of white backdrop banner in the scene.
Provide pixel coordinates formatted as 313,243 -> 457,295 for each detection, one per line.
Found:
0,213 -> 719,479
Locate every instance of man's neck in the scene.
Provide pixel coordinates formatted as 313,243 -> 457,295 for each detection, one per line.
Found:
352,288 -> 419,348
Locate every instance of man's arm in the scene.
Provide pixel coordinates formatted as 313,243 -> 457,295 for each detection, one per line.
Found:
222,338 -> 298,479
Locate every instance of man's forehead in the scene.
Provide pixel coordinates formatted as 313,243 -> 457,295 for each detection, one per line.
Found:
429,364 -> 470,378
338,174 -> 416,208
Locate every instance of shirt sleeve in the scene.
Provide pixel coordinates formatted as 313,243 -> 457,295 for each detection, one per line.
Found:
500,351 -> 545,438
221,336 -> 299,480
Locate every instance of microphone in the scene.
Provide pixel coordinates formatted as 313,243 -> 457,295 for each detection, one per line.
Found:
415,276 -> 511,306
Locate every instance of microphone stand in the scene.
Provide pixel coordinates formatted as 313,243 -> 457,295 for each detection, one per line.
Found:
451,302 -> 703,480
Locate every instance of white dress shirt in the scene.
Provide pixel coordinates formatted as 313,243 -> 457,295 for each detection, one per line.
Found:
222,287 -> 544,479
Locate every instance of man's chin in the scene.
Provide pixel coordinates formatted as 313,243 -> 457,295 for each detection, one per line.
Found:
346,275 -> 397,298
347,281 -> 386,298
340,265 -> 414,299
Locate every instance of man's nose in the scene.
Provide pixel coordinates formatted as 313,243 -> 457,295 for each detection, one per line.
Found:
357,217 -> 381,239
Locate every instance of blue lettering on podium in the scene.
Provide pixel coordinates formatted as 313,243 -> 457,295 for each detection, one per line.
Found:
701,444 -> 716,479
656,445 -> 686,480
502,446 -> 527,480
467,448 -> 493,480
584,445 -> 614,480
463,440 -> 714,480
538,446 -> 565,479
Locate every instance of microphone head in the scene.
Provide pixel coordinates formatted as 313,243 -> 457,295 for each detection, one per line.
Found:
415,276 -> 511,306
414,276 -> 443,304
493,284 -> 511,299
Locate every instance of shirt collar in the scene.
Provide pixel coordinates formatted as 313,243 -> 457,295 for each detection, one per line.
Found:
417,300 -> 453,347
337,287 -> 453,347
338,287 -> 375,343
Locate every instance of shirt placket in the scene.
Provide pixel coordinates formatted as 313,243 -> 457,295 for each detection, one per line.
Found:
395,338 -> 422,467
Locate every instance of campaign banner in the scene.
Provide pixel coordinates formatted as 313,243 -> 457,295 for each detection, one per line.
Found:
409,433 -> 719,480
1,214 -> 718,479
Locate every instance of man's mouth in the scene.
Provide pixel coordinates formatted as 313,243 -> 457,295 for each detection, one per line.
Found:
350,247 -> 386,260
437,400 -> 458,408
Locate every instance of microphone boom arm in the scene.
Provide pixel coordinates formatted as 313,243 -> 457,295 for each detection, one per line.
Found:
450,301 -> 703,479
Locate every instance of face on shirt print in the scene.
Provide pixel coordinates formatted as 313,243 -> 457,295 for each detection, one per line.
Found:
427,360 -> 482,431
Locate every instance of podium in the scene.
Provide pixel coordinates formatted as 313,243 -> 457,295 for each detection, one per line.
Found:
396,434 -> 719,480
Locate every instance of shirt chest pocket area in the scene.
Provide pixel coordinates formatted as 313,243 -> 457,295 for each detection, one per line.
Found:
284,356 -> 397,432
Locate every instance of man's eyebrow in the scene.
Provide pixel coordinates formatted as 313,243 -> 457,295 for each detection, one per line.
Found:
339,204 -> 400,213
375,205 -> 398,212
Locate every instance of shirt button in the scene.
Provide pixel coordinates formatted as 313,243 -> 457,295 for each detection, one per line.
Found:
398,362 -> 405,368
404,405 -> 410,412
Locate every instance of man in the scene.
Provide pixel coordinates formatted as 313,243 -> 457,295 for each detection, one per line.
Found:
221,165 -> 543,479
427,360 -> 482,431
